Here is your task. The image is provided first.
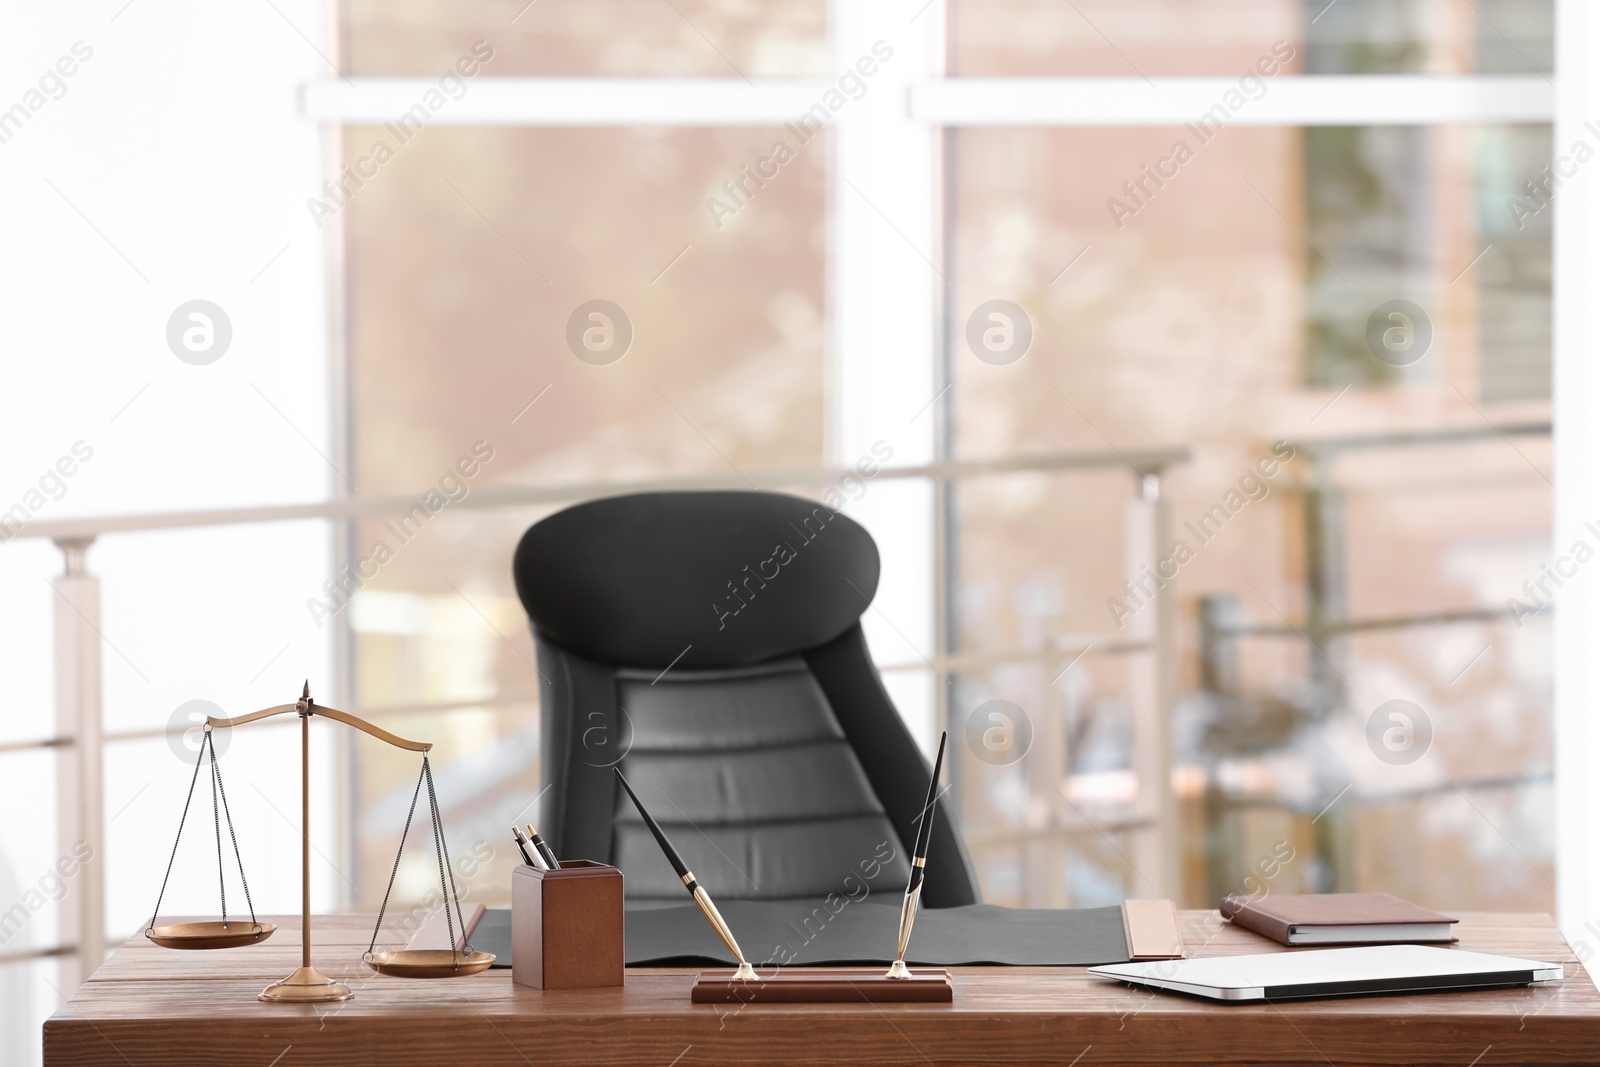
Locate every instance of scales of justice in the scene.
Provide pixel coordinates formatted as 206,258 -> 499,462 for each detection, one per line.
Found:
145,683 -> 494,1002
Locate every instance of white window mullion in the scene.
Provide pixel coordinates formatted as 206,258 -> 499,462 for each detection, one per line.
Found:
828,0 -> 945,754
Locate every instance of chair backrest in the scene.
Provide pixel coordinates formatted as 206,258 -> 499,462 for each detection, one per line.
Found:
513,491 -> 979,907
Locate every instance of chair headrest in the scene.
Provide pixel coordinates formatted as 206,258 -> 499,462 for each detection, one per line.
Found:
513,491 -> 880,669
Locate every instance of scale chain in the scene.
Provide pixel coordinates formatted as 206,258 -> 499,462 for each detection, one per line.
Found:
422,757 -> 461,964
430,763 -> 472,962
209,732 -> 227,924
368,757 -> 428,959
368,757 -> 474,967
210,731 -> 258,926
146,727 -> 210,934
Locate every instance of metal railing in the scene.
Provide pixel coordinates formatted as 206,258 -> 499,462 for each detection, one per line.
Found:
1195,421 -> 1554,903
3,444 -> 1191,992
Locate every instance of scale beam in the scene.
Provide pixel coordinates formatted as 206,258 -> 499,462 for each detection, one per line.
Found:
311,706 -> 431,752
204,703 -> 298,730
206,700 -> 431,752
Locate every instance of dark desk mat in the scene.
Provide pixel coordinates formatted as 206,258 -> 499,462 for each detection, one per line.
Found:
479,900 -> 1129,969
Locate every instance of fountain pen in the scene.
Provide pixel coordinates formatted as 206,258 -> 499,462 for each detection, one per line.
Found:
614,768 -> 757,981
886,730 -> 948,979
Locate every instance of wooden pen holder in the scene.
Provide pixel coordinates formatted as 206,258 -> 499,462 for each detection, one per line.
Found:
512,860 -> 625,989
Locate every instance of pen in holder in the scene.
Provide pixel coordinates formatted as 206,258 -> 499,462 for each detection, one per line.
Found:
511,860 -> 625,989
887,730 -> 947,980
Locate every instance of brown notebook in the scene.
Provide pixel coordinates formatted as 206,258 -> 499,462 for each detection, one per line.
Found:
1221,892 -> 1457,946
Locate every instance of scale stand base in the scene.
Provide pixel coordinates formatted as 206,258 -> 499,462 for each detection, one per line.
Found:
259,965 -> 354,1003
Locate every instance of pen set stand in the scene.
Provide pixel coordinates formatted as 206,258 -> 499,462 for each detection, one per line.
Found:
617,734 -> 956,1005
511,861 -> 626,989
690,966 -> 953,1004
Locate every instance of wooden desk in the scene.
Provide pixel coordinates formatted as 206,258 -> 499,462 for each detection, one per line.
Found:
45,911 -> 1600,1066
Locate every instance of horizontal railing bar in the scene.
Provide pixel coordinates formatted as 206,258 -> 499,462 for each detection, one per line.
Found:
878,639 -> 1154,674
965,771 -> 1552,847
0,736 -> 69,755
966,817 -> 1157,848
13,447 -> 1190,544
1284,421 -> 1551,455
73,641 -> 1150,750
1212,771 -> 1551,809
1216,605 -> 1535,638
0,605 -> 1507,758
7,644 -> 1154,755
0,944 -> 73,966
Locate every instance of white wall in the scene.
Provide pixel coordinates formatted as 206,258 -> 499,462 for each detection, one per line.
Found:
0,2 -> 333,1060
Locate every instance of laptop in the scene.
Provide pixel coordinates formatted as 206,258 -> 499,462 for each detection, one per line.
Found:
1089,944 -> 1563,1002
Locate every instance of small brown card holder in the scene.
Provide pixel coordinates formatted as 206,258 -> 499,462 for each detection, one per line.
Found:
692,967 -> 953,1003
511,860 -> 625,989
1122,898 -> 1186,960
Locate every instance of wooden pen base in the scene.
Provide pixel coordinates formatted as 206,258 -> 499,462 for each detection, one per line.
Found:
692,967 -> 953,1003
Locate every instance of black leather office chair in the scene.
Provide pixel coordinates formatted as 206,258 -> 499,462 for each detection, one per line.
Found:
513,491 -> 979,908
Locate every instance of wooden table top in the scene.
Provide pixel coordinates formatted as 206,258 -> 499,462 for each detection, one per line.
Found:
44,911 -> 1600,1067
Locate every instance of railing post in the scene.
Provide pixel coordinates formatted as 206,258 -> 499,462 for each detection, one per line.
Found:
1197,594 -> 1242,697
1127,472 -> 1181,901
52,537 -> 104,993
1196,593 -> 1240,906
1302,450 -> 1348,719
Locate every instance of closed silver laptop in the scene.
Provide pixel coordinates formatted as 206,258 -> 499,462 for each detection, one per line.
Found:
1090,944 -> 1563,1002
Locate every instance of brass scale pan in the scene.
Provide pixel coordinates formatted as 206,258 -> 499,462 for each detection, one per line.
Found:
147,921 -> 278,951
148,922 -> 493,976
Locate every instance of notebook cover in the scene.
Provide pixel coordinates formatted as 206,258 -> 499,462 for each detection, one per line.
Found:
1220,893 -> 1457,945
